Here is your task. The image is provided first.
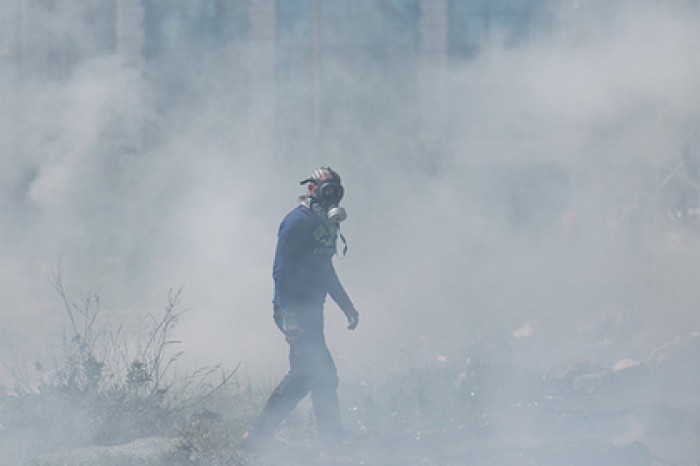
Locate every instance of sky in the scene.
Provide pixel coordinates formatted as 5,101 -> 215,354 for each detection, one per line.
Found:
1,0 -> 700,390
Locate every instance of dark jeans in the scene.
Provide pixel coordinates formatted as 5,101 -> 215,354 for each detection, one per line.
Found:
252,308 -> 344,447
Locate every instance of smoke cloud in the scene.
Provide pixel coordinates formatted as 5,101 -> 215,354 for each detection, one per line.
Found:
1,0 -> 699,462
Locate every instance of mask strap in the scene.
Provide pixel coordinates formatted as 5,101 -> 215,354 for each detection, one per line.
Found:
339,231 -> 348,257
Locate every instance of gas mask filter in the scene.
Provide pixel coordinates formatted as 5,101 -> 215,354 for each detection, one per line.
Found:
327,206 -> 347,223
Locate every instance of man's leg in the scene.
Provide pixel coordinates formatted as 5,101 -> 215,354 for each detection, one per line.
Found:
251,373 -> 309,437
248,340 -> 310,440
308,338 -> 345,448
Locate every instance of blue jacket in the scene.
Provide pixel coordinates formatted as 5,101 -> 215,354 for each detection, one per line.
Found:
272,204 -> 353,313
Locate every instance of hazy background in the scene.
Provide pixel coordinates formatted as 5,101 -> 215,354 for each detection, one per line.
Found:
1,0 -> 699,395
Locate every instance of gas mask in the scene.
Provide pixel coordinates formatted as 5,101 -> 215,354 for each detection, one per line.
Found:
300,166 -> 349,255
300,168 -> 347,224
316,179 -> 347,223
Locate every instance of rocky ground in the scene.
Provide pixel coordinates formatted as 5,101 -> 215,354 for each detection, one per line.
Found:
256,332 -> 700,466
1,333 -> 698,466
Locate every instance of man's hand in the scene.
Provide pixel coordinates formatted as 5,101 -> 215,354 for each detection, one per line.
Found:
276,308 -> 301,343
345,308 -> 359,330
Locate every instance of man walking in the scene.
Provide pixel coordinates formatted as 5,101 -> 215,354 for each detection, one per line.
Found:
242,166 -> 359,459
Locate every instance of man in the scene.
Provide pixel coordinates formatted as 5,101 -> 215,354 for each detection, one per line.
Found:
242,166 -> 359,459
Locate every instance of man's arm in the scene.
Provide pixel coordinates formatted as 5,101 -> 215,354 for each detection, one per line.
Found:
327,262 -> 359,330
272,213 -> 304,310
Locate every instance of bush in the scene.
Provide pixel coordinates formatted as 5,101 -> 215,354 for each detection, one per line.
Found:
0,269 -> 237,459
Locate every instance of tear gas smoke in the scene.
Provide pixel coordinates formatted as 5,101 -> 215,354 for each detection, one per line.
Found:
1,1 -> 699,464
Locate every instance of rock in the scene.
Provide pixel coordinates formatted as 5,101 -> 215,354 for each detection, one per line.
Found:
28,436 -> 181,466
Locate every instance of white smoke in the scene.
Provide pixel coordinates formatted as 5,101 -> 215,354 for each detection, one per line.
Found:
0,0 -> 698,410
